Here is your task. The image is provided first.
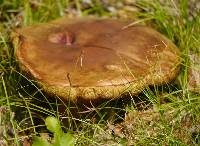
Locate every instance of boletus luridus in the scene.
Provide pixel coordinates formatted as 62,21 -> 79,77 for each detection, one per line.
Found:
12,17 -> 181,102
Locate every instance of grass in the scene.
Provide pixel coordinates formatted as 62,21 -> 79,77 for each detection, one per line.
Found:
0,0 -> 200,145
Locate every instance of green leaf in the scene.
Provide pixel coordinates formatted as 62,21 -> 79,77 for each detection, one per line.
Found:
32,136 -> 52,146
45,116 -> 61,133
59,133 -> 75,146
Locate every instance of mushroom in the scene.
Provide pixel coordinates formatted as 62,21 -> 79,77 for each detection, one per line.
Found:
12,17 -> 181,101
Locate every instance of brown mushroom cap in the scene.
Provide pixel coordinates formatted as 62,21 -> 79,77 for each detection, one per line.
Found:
13,17 -> 181,101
